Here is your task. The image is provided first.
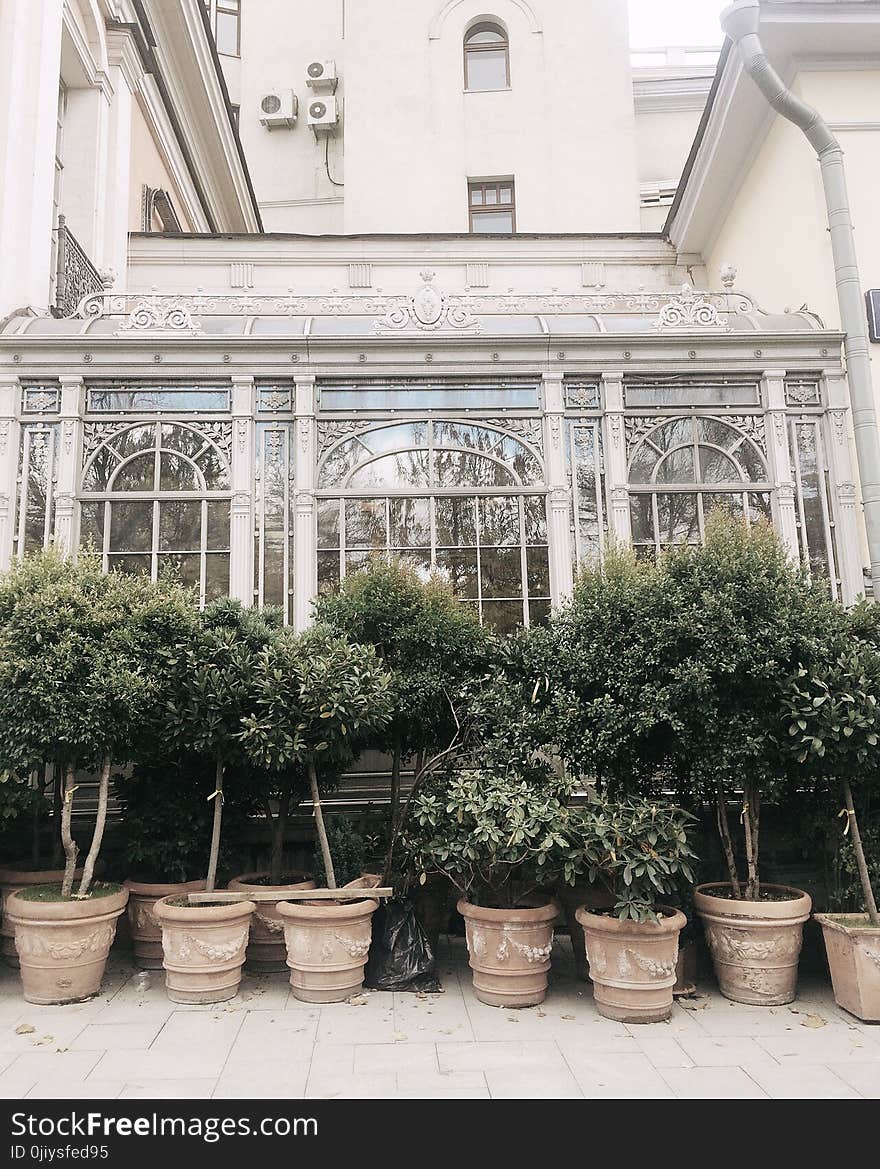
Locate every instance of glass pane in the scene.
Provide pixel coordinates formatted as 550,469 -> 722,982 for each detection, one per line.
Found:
499,187 -> 512,204
649,418 -> 694,454
628,442 -> 659,484
480,548 -> 524,598
485,188 -> 498,205
113,453 -> 155,491
735,441 -> 767,483
465,49 -> 508,90
479,496 -> 520,545
87,388 -> 229,412
702,493 -> 744,522
389,498 -> 430,547
23,431 -> 53,554
317,499 -> 341,549
655,446 -> 695,484
205,554 -> 229,600
749,492 -> 773,523
527,547 -> 550,596
347,451 -> 431,489
317,551 -> 341,593
261,534 -> 285,607
161,425 -> 207,460
79,502 -> 104,552
466,26 -> 506,45
435,449 -> 515,487
159,453 -> 200,491
108,554 -> 151,578
698,447 -> 742,484
435,549 -> 478,598
481,600 -> 524,635
320,384 -> 538,410
630,495 -> 654,545
198,445 -> 230,490
793,422 -> 831,580
159,500 -> 202,551
206,500 -> 230,549
215,10 -> 239,54
523,496 -> 547,543
158,553 -> 201,590
470,209 -> 514,233
435,497 -> 477,546
656,494 -> 699,545
346,499 -> 386,549
109,500 -> 153,553
470,188 -> 484,206
529,599 -> 551,627
392,551 -> 432,582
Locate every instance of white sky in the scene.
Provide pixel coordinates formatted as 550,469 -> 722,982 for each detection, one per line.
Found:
628,0 -> 727,48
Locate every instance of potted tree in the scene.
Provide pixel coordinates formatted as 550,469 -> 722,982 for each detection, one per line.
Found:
403,762 -> 574,1008
571,797 -> 697,1023
781,637 -> 880,1020
153,598 -> 276,1003
0,552 -> 195,1004
239,625 -> 393,1001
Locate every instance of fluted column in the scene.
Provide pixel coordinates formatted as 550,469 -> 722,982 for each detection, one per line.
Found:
825,368 -> 866,604
542,374 -> 573,608
53,376 -> 84,557
293,375 -> 317,631
763,369 -> 800,564
230,376 -> 254,605
602,371 -> 631,544
0,376 -> 21,570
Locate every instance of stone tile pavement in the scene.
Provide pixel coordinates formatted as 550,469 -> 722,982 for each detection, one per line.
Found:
0,936 -> 878,1099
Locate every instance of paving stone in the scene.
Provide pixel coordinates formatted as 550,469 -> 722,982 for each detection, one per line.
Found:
118,1078 -> 218,1099
92,1045 -> 231,1081
661,1066 -> 768,1099
676,1036 -> 779,1067
757,1031 -> 880,1064
353,1041 -> 438,1075
437,1040 -> 567,1073
745,1062 -> 862,1099
628,1032 -> 695,1068
485,1067 -> 583,1099
825,1062 -> 880,1098
561,1051 -> 675,1099
69,1021 -> 166,1051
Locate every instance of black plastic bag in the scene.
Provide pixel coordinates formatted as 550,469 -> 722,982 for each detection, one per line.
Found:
363,899 -> 440,992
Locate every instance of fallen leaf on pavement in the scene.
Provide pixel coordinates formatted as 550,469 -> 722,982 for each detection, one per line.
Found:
14,1024 -> 35,1035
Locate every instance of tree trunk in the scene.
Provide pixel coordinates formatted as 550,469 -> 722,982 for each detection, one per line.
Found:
843,778 -> 880,926
51,763 -> 63,867
381,743 -> 403,883
60,765 -> 79,898
742,782 -> 759,902
309,761 -> 335,890
269,791 -> 291,886
716,782 -> 741,898
76,755 -> 111,899
205,754 -> 225,895
30,766 -> 42,868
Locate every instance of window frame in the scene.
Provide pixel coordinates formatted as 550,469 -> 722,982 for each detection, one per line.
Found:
203,0 -> 241,58
468,178 -> 516,234
463,20 -> 511,91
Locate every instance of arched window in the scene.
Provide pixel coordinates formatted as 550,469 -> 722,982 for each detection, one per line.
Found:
79,421 -> 231,603
317,420 -> 548,631
627,416 -> 772,560
464,21 -> 510,91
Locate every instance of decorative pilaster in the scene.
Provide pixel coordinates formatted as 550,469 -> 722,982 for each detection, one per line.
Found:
293,376 -> 317,631
601,372 -> 631,544
0,376 -> 21,570
54,376 -> 84,557
542,375 -> 573,608
825,368 -> 865,603
230,376 -> 254,605
762,369 -> 800,564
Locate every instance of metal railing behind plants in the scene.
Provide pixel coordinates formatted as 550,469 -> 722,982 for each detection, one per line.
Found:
53,215 -> 103,318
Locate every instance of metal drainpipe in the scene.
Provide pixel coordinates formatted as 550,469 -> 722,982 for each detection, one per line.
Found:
721,0 -> 880,598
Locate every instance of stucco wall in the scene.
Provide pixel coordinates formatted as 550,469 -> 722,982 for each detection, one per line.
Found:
128,100 -> 197,233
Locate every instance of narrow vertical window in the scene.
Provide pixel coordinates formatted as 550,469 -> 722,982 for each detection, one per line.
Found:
464,22 -> 510,91
468,179 -> 515,233
204,0 -> 241,57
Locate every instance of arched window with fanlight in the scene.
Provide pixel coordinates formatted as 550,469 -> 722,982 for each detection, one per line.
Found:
78,421 -> 232,604
627,416 -> 772,560
463,21 -> 510,91
316,419 -> 548,631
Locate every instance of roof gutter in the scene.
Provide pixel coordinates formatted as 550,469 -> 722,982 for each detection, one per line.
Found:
721,0 -> 880,597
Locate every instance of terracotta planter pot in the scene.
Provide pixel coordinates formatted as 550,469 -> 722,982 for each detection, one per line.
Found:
673,936 -> 700,997
815,913 -> 880,1022
228,872 -> 316,972
576,905 -> 686,1023
694,882 -> 811,1006
458,898 -> 558,1008
0,865 -> 84,967
557,882 -> 615,982
154,896 -> 254,1004
6,885 -> 128,1005
124,879 -> 207,969
278,896 -> 379,1003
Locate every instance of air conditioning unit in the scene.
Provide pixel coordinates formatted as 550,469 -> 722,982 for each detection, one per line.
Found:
258,90 -> 298,130
306,59 -> 338,92
307,94 -> 339,135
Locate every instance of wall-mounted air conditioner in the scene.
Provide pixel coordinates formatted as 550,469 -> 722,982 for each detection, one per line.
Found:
307,95 -> 339,136
259,90 -> 298,130
306,60 -> 338,92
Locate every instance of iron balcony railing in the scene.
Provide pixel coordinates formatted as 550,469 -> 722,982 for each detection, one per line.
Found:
52,215 -> 104,318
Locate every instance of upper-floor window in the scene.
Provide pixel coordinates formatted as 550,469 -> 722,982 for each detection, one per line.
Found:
469,179 -> 515,233
463,21 -> 510,90
203,0 -> 241,56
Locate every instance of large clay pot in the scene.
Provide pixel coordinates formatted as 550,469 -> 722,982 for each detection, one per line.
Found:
124,879 -> 207,969
0,865 -> 84,967
278,896 -> 379,1003
154,896 -> 254,1004
815,913 -> 880,1022
576,905 -> 686,1023
694,882 -> 811,1005
6,884 -> 128,1004
228,872 -> 316,972
458,898 -> 558,1008
557,882 -> 615,982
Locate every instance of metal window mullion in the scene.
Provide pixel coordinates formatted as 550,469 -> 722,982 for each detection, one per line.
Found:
429,495 -> 437,570
151,499 -> 160,581
696,493 -> 706,544
518,495 -> 530,628
102,500 -> 110,571
283,430 -> 291,624
256,428 -> 266,608
568,422 -> 582,569
199,498 -> 208,608
593,421 -> 606,559
651,492 -> 661,563
474,497 -> 483,623
789,419 -> 812,570
43,429 -> 55,549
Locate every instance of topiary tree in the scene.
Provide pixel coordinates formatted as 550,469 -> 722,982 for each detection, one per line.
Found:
314,560 -> 490,875
239,625 -> 393,889
160,597 -> 277,893
0,551 -> 197,898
